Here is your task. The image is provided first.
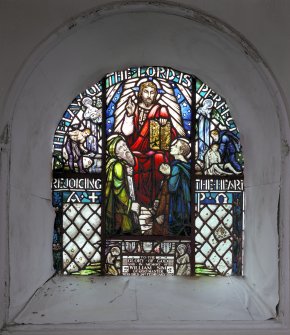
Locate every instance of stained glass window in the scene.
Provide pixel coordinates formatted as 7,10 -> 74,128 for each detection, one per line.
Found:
52,66 -> 244,276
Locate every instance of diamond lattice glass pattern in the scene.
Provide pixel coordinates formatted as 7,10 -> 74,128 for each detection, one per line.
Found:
195,203 -> 234,275
62,203 -> 101,274
52,66 -> 244,276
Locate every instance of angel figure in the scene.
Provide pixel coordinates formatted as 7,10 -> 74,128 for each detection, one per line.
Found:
82,96 -> 102,155
197,98 -> 213,160
112,78 -> 186,207
176,244 -> 191,276
83,97 -> 102,123
105,246 -> 121,276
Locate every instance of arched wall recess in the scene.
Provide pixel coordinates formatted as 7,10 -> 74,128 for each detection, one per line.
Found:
51,67 -> 245,278
3,2 -> 289,333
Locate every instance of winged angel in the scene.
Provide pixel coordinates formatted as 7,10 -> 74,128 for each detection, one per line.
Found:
107,77 -> 191,207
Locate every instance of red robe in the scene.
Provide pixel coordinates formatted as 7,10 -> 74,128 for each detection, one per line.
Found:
126,104 -> 177,206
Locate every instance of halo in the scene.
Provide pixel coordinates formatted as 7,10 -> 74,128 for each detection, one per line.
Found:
172,137 -> 191,146
134,77 -> 162,101
179,137 -> 191,145
203,98 -> 214,108
177,244 -> 187,253
82,97 -> 93,106
172,137 -> 191,159
107,133 -> 125,142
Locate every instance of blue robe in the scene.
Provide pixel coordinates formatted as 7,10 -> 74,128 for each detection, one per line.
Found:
168,160 -> 191,236
198,115 -> 210,160
218,131 -> 242,171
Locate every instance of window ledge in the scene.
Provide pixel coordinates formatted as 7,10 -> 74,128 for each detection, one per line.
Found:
10,275 -> 275,326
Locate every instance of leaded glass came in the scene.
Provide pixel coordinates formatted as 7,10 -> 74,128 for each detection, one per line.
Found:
52,66 -> 244,276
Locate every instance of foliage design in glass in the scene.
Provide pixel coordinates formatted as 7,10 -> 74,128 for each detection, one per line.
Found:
52,66 -> 244,276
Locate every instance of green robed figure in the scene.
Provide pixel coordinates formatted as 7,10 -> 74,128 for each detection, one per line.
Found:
105,134 -> 141,235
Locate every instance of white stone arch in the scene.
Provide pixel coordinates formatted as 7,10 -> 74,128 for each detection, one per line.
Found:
3,2 -> 290,333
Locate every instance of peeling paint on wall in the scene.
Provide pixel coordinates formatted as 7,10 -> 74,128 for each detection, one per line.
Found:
281,139 -> 290,157
59,1 -> 262,64
0,124 -> 10,148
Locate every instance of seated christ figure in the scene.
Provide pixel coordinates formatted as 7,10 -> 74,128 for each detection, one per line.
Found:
121,81 -> 178,207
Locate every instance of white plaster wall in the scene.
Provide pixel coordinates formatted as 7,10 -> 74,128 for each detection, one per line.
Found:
0,127 -> 10,330
7,8 -> 281,318
1,1 -> 290,332
8,68 -> 58,315
1,0 -> 290,136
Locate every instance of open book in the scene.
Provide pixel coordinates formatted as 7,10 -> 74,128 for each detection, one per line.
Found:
149,120 -> 171,151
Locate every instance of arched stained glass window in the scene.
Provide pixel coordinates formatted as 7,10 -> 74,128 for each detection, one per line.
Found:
52,66 -> 244,276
